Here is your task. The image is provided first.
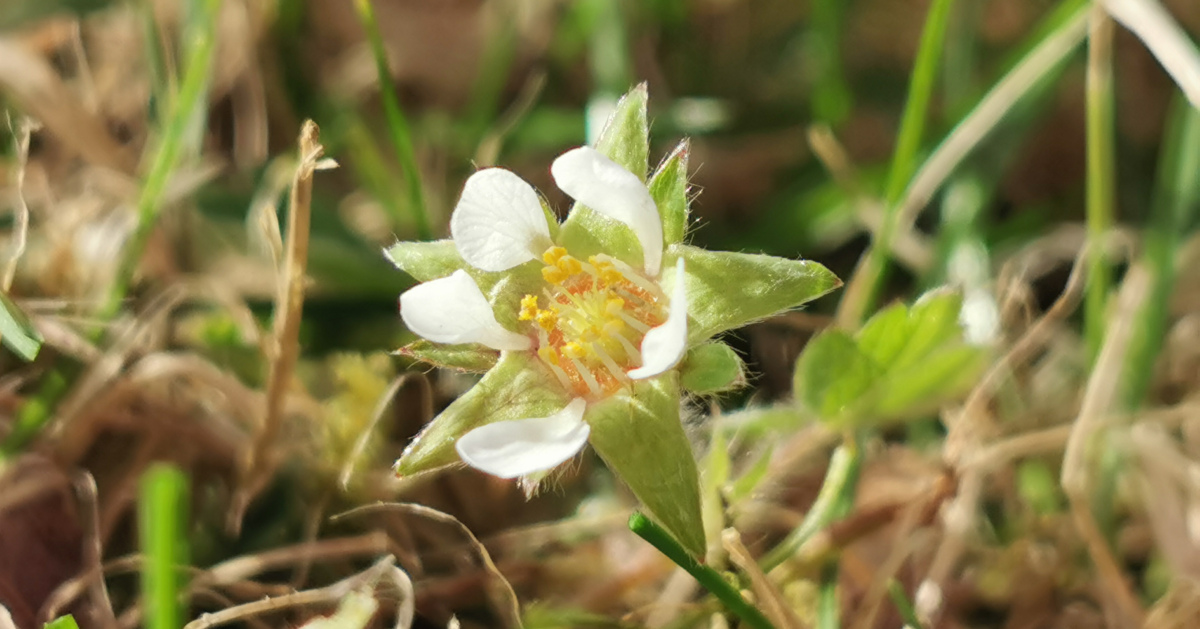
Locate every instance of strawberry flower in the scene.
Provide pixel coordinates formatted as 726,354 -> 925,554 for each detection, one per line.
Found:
386,86 -> 840,555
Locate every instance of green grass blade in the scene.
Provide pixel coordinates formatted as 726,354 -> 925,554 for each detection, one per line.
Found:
838,0 -> 956,326
100,0 -> 220,322
352,0 -> 432,240
139,464 -> 189,629
0,290 -> 40,361
1084,9 -> 1116,357
1123,98 -> 1200,406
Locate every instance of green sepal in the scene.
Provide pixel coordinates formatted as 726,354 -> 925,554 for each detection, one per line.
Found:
594,83 -> 649,180
586,373 -> 706,558
0,290 -> 41,361
384,240 -> 465,282
557,84 -> 651,270
649,140 -> 690,245
669,244 -> 842,342
679,342 -> 744,393
394,352 -> 570,476
395,340 -> 498,373
793,330 -> 880,422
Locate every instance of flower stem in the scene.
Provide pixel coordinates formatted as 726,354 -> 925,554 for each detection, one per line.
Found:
888,579 -> 925,629
628,512 -> 775,629
140,464 -> 189,629
353,0 -> 432,240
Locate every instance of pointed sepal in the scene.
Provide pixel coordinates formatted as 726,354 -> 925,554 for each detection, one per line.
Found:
649,140 -> 690,245
586,373 -> 706,558
394,352 -> 571,475
395,340 -> 498,373
670,244 -> 842,342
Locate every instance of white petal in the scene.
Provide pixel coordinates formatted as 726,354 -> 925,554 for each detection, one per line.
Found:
551,147 -> 663,276
450,169 -> 553,272
455,399 -> 590,479
399,270 -> 531,351
629,258 -> 689,380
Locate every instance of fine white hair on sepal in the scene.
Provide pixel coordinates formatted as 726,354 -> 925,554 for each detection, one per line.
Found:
399,270 -> 531,351
551,147 -> 664,276
629,258 -> 688,379
451,168 -> 553,272
455,399 -> 590,478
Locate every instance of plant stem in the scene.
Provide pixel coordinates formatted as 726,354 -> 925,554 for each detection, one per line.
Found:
1084,5 -> 1116,358
353,0 -> 432,240
888,579 -> 925,629
628,512 -> 775,629
140,464 -> 189,629
759,441 -> 863,572
837,0 -> 956,327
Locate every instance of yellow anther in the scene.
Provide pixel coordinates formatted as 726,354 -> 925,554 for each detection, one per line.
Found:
538,346 -> 560,366
557,255 -> 582,275
535,309 -> 558,331
603,319 -> 625,337
562,342 -> 587,359
519,294 -> 539,320
605,297 -> 625,315
542,266 -> 568,285
580,326 -> 600,342
543,246 -> 568,265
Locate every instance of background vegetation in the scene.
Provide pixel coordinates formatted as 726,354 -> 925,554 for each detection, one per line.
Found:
1,0 -> 1199,627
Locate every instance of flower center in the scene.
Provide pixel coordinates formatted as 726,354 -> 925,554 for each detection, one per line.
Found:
519,246 -> 666,398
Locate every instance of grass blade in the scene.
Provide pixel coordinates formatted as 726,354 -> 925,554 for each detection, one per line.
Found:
140,464 -> 189,629
1084,8 -> 1116,357
352,0 -> 432,240
837,0 -> 957,326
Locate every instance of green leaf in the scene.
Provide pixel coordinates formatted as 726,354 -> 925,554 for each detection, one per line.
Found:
384,240 -> 465,281
872,345 -> 986,419
726,444 -> 775,503
557,84 -> 651,270
396,340 -> 498,372
649,140 -> 690,245
793,330 -> 881,422
0,291 -> 42,361
670,244 -> 842,342
587,374 -> 705,557
43,616 -> 81,629
792,287 -> 988,427
679,342 -> 744,393
890,289 -> 964,370
395,352 -> 570,475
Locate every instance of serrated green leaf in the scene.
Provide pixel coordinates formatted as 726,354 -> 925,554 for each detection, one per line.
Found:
793,330 -> 881,422
384,240 -> 465,281
679,342 -> 744,393
891,288 -> 964,370
0,290 -> 41,361
872,345 -> 986,418
587,373 -> 705,557
670,245 -> 842,342
854,302 -> 911,366
396,340 -> 498,372
395,352 -> 570,475
650,140 -> 690,245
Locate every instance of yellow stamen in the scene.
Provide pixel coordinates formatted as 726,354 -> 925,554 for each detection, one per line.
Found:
543,246 -> 568,265
535,308 -> 558,331
562,342 -> 587,359
542,266 -> 568,284
519,294 -> 539,320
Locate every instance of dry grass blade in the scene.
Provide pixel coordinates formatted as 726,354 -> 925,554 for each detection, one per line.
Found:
0,38 -> 134,173
721,529 -> 804,629
183,556 -> 411,629
2,114 -> 33,291
333,502 -> 523,629
72,472 -> 117,629
1061,264 -> 1152,628
1101,0 -> 1200,108
233,120 -> 329,531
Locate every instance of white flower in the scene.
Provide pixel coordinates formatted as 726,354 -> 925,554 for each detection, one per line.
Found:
398,147 -> 689,479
